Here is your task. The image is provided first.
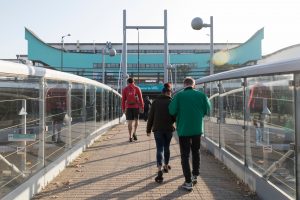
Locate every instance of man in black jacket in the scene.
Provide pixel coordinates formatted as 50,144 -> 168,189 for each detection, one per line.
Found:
146,83 -> 175,183
143,96 -> 152,121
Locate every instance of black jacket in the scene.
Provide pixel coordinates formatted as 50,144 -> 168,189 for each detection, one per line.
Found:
144,98 -> 152,111
146,95 -> 175,133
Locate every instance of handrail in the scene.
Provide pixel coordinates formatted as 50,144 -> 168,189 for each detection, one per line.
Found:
196,58 -> 300,83
0,60 -> 121,97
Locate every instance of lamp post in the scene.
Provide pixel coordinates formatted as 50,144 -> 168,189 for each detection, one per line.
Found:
102,42 -> 116,84
60,34 -> 71,71
191,16 -> 214,75
174,64 -> 177,90
137,28 -> 140,84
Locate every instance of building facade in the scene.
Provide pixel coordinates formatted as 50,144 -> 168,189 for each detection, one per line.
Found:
25,27 -> 264,94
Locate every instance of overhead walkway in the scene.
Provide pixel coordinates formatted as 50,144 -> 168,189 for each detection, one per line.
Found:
32,121 -> 257,200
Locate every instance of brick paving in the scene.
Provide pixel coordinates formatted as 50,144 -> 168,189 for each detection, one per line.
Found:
33,121 -> 259,200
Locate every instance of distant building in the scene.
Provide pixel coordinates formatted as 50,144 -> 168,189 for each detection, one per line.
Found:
258,44 -> 300,64
25,27 -> 264,94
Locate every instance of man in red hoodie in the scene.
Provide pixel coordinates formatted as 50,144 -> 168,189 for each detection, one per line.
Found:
122,77 -> 144,142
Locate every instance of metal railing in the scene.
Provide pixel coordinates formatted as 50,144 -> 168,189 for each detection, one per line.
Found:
0,60 -> 123,199
193,58 -> 300,200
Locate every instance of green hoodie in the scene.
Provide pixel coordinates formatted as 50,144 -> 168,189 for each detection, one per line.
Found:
169,87 -> 210,137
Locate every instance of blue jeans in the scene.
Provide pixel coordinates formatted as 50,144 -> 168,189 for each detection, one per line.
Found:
256,127 -> 263,143
154,132 -> 173,167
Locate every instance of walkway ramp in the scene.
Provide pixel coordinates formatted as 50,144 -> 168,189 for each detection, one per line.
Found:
33,121 -> 259,200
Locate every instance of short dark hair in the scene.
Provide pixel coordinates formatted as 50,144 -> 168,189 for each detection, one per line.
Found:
127,77 -> 134,84
162,82 -> 172,93
183,77 -> 195,87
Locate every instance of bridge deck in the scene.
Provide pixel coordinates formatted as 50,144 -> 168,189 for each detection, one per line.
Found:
33,121 -> 259,200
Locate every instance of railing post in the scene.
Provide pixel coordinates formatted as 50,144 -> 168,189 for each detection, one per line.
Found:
295,73 -> 300,200
38,78 -> 45,167
242,78 -> 248,167
218,81 -> 222,148
101,88 -> 104,124
94,86 -> 97,131
67,83 -> 72,148
83,85 -> 87,139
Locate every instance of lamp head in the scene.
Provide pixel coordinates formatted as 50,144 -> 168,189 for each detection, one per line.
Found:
109,48 -> 117,57
191,17 -> 204,30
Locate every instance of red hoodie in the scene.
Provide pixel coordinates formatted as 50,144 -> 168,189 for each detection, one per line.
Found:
122,83 -> 144,112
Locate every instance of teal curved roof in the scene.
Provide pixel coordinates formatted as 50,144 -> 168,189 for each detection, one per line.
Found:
25,27 -> 263,70
226,28 -> 264,64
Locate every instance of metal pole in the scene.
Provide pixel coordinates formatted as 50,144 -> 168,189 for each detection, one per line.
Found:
60,34 -> 71,72
67,83 -> 72,148
22,99 -> 27,172
164,10 -> 169,83
102,48 -> 105,84
295,73 -> 300,200
60,37 -> 63,71
210,16 -> 214,75
175,65 -> 177,90
122,10 -> 127,88
38,78 -> 45,167
83,85 -> 87,139
137,28 -> 140,84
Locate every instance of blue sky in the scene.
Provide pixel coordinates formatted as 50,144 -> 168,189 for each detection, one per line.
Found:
1,0 -> 299,58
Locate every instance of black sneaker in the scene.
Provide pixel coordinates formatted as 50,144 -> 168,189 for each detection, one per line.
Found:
133,133 -> 137,141
155,171 -> 163,183
192,175 -> 198,185
129,138 -> 133,142
180,182 -> 193,191
163,165 -> 171,173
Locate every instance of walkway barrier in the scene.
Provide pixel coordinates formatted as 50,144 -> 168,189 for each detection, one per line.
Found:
193,58 -> 300,200
0,60 -> 124,200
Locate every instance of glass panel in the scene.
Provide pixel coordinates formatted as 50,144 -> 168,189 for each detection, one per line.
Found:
246,74 -> 295,197
96,87 -> 104,126
0,76 -> 41,198
204,82 -> 220,144
45,80 -> 68,165
86,85 -> 96,134
71,83 -> 85,144
220,79 -> 244,161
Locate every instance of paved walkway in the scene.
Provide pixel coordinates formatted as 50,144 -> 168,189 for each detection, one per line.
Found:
33,121 -> 259,200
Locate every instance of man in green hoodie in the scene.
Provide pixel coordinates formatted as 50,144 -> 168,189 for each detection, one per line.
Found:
169,77 -> 210,191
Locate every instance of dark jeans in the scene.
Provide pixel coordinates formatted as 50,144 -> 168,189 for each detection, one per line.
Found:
179,135 -> 201,183
154,132 -> 173,167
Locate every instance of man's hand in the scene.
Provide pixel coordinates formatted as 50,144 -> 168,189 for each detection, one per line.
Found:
146,132 -> 151,137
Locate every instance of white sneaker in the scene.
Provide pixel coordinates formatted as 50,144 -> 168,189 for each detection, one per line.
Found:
181,182 -> 193,191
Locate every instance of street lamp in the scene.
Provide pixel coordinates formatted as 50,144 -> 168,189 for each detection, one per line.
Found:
102,42 -> 116,84
137,28 -> 140,84
191,16 -> 214,75
60,34 -> 71,71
